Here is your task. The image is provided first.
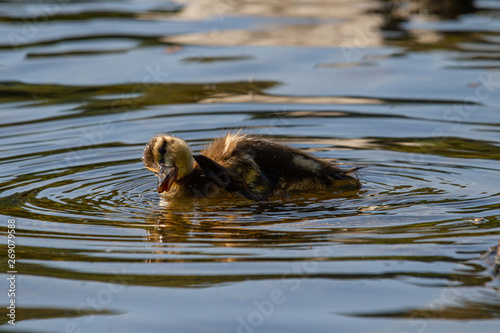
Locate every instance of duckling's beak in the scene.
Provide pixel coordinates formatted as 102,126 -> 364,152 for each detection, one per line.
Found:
157,164 -> 178,194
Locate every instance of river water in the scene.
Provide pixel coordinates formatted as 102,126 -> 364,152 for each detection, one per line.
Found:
1,0 -> 500,332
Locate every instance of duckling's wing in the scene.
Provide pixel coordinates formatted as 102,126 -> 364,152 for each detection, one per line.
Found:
227,158 -> 274,198
193,154 -> 268,201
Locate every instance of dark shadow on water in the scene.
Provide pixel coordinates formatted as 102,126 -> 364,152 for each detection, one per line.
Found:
0,306 -> 120,328
345,289 -> 500,320
0,80 -> 279,116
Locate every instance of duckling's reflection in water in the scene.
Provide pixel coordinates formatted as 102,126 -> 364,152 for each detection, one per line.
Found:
145,185 -> 364,252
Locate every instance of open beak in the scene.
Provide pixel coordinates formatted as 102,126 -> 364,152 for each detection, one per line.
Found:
157,165 -> 178,194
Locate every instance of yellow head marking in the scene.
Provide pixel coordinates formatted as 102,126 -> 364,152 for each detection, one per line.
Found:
143,135 -> 194,179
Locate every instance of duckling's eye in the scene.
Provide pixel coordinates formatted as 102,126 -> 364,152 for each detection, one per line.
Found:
158,145 -> 167,158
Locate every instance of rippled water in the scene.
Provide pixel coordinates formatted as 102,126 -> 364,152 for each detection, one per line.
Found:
1,0 -> 500,332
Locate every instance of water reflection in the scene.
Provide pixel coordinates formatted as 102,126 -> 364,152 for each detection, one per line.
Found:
161,0 -> 384,47
160,0 -> 478,49
147,188 -> 362,243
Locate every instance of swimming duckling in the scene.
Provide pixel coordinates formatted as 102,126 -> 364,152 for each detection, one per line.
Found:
142,133 -> 361,201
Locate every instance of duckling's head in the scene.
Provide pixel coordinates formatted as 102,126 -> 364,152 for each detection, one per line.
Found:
142,135 -> 194,194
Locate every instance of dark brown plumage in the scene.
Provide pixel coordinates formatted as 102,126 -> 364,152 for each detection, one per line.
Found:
142,133 -> 361,201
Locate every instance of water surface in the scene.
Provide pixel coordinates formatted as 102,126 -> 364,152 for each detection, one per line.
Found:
1,0 -> 500,332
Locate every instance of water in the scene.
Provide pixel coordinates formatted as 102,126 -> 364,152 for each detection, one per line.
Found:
1,0 -> 500,332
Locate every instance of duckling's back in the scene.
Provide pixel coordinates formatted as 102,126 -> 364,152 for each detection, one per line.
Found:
204,135 -> 359,194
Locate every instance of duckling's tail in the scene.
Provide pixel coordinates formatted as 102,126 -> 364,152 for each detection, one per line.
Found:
340,166 -> 365,183
344,166 -> 365,176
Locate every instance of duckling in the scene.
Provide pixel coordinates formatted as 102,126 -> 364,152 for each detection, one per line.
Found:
142,133 -> 361,201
